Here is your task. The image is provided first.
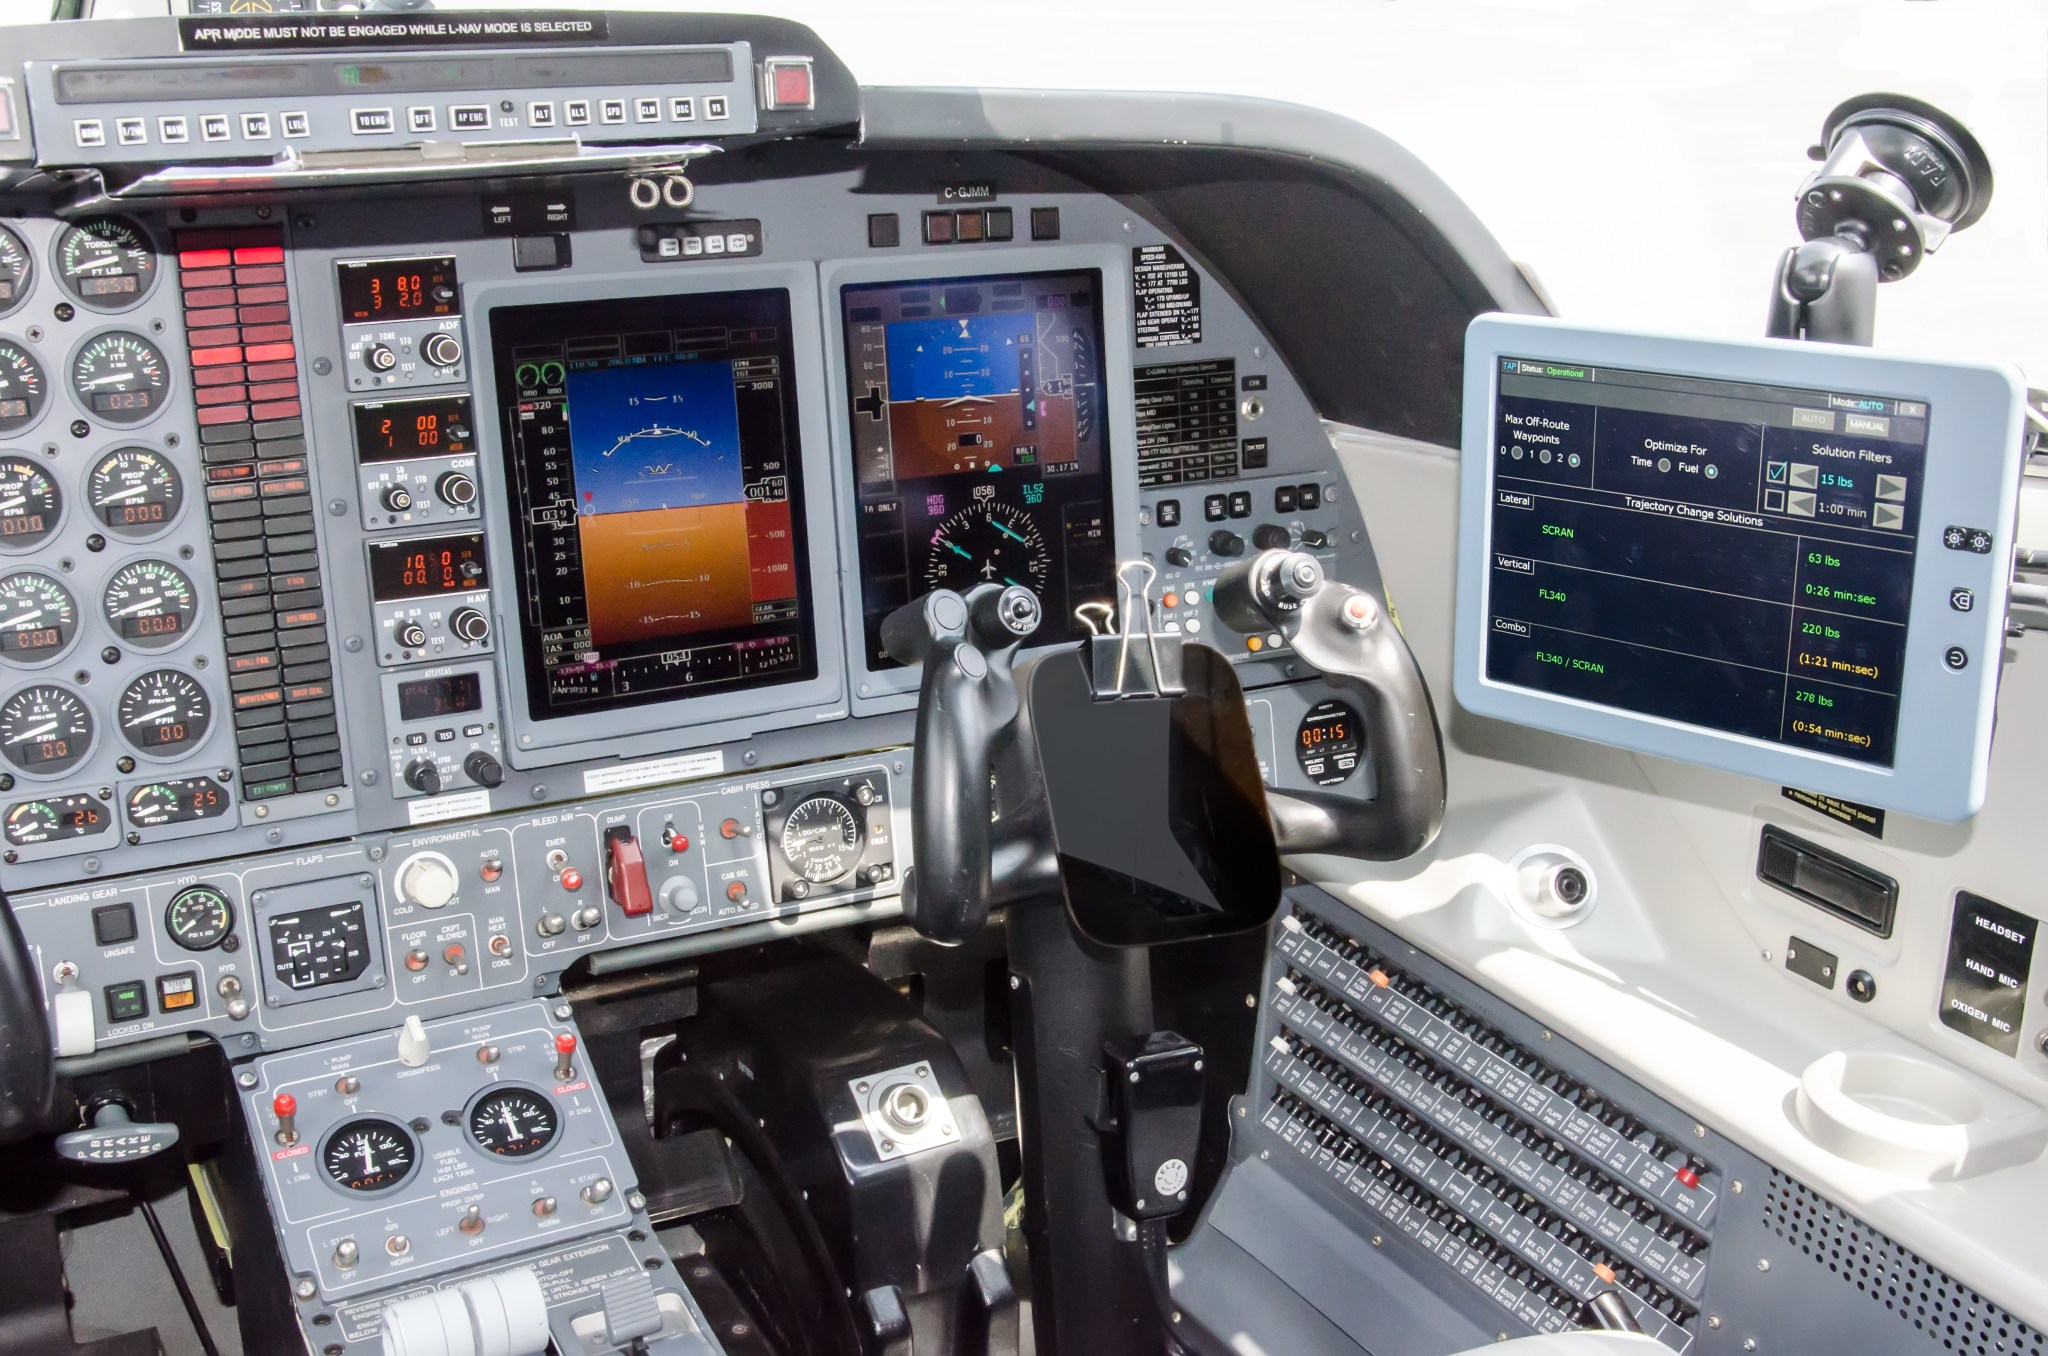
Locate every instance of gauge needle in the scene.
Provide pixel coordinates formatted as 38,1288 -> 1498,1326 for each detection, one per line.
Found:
10,719 -> 56,744
79,372 -> 138,390
10,608 -> 42,627
0,495 -> 24,511
110,596 -> 168,618
943,541 -> 973,561
500,1106 -> 521,1138
96,484 -> 149,503
358,1137 -> 377,1174
125,704 -> 175,727
993,521 -> 1027,544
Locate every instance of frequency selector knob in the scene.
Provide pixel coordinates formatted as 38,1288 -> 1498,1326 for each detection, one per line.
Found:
435,470 -> 477,507
396,620 -> 428,650
463,750 -> 504,788
365,344 -> 397,373
404,759 -> 443,796
381,484 -> 414,513
450,608 -> 490,644
1209,529 -> 1246,558
421,332 -> 463,368
1252,523 -> 1292,551
1164,546 -> 1193,568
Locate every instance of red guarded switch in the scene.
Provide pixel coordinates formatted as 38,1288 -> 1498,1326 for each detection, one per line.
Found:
553,1032 -> 576,1082
604,828 -> 653,917
1675,1165 -> 1701,1190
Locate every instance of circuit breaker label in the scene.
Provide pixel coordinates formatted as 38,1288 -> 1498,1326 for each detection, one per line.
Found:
1133,244 -> 1202,347
1939,890 -> 2035,1056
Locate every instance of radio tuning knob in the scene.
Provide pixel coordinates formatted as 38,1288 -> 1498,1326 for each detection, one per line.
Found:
1209,529 -> 1246,558
463,750 -> 503,788
421,332 -> 464,369
450,608 -> 490,644
396,620 -> 428,650
1164,546 -> 1194,568
435,470 -> 477,507
1252,523 -> 1292,552
365,344 -> 397,373
381,484 -> 414,513
404,758 -> 443,796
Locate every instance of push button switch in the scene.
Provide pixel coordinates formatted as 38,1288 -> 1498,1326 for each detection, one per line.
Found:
93,904 -> 138,946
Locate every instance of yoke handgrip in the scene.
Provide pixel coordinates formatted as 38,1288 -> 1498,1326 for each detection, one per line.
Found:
880,585 -> 1038,943
1214,551 -> 1445,859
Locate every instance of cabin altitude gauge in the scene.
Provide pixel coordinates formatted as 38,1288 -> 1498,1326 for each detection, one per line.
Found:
779,794 -> 863,884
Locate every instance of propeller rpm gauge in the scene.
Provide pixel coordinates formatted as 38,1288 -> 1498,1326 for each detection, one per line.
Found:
779,795 -> 863,884
465,1086 -> 560,1158
923,501 -> 1051,596
71,333 -> 170,425
87,447 -> 182,537
320,1117 -> 419,1194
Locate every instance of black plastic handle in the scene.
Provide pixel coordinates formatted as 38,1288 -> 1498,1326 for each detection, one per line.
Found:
1214,551 -> 1445,859
880,585 -> 1037,943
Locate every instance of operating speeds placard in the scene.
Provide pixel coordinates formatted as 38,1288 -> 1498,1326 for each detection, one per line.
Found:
1481,357 -> 1930,767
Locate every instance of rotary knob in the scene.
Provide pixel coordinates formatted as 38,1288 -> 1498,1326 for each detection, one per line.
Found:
1209,529 -> 1246,558
450,608 -> 490,644
1164,546 -> 1194,568
404,758 -> 442,796
421,332 -> 463,368
365,343 -> 397,373
463,750 -> 504,788
397,852 -> 458,909
435,470 -> 477,508
396,620 -> 428,650
381,483 -> 414,513
1252,523 -> 1292,552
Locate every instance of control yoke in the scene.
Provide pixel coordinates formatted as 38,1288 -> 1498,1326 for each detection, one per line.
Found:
1213,550 -> 1446,858
880,583 -> 1042,944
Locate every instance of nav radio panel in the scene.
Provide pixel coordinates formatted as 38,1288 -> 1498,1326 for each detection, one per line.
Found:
1456,315 -> 2027,821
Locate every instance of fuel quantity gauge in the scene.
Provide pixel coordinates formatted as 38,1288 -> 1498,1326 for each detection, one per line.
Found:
465,1085 -> 560,1158
320,1117 -> 418,1194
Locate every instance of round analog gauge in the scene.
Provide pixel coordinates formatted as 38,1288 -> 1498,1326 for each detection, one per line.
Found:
87,447 -> 182,537
119,669 -> 210,758
320,1117 -> 419,1194
465,1085 -> 559,1159
924,501 -> 1051,596
0,683 -> 92,775
0,227 -> 32,316
0,456 -> 61,547
71,333 -> 170,426
0,342 -> 47,435
54,219 -> 157,309
0,572 -> 77,664
779,795 -> 862,884
164,883 -> 233,951
101,560 -> 198,651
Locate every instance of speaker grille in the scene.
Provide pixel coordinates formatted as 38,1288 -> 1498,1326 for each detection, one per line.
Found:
1763,1171 -> 2043,1356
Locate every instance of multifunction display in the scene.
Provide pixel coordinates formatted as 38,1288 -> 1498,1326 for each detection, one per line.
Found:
842,270 -> 1115,668
490,289 -> 815,719
1482,357 -> 1929,767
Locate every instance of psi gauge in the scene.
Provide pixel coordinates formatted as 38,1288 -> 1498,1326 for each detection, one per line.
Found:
0,683 -> 92,775
87,447 -> 182,537
0,456 -> 61,547
54,218 -> 157,310
164,884 -> 233,951
101,560 -> 198,650
71,333 -> 170,425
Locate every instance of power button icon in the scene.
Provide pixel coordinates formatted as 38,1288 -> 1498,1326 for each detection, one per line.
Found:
1949,587 -> 1975,613
1944,646 -> 1970,672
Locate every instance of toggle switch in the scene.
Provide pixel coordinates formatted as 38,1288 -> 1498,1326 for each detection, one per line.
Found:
581,1177 -> 614,1206
397,1015 -> 431,1068
272,1093 -> 298,1146
554,1032 -> 576,1082
603,826 -> 653,918
559,868 -> 583,892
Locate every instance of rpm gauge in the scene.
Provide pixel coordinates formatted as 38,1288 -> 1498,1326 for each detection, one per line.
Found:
0,683 -> 92,775
465,1085 -> 559,1159
102,560 -> 198,650
0,572 -> 77,663
87,447 -> 182,537
779,795 -> 862,884
924,501 -> 1051,596
0,456 -> 61,547
0,227 -> 32,315
71,333 -> 170,425
320,1116 -> 419,1194
118,669 -> 211,757
54,218 -> 157,309
0,341 -> 47,434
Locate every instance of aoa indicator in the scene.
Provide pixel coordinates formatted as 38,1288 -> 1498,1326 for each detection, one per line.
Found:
0,226 -> 33,315
0,572 -> 77,662
465,1085 -> 560,1158
118,669 -> 211,757
0,341 -> 48,434
54,218 -> 157,310
87,448 -> 182,537
0,455 -> 60,546
164,884 -> 233,951
923,500 -> 1051,594
3,793 -> 108,847
779,795 -> 863,884
70,333 -> 171,425
101,560 -> 198,650
320,1116 -> 419,1193
0,683 -> 92,775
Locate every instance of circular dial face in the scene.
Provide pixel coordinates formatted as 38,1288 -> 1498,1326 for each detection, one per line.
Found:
0,342 -> 47,435
87,447 -> 182,537
0,572 -> 76,662
321,1117 -> 419,1193
164,884 -> 233,951
0,456 -> 61,547
71,333 -> 170,425
0,684 -> 92,775
1295,700 -> 1363,787
923,501 -> 1051,595
466,1086 -> 560,1158
119,669 -> 211,757
101,560 -> 197,650
0,227 -> 32,316
55,219 -> 157,309
780,795 -> 862,884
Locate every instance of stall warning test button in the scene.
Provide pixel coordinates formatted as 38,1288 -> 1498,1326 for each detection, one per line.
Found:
1944,646 -> 1969,672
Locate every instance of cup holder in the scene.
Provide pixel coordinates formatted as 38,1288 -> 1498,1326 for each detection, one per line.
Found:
1793,1036 -> 2048,1180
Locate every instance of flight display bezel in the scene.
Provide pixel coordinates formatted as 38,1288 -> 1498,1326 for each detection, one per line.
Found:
467,263 -> 846,770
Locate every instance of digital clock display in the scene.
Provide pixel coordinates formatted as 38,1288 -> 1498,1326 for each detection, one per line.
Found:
353,395 -> 474,464
1296,700 -> 1363,787
366,533 -> 487,601
336,256 -> 458,325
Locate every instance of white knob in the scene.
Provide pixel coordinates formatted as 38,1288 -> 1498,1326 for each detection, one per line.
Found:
380,1266 -> 548,1356
398,852 -> 459,910
397,1015 -> 431,1068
